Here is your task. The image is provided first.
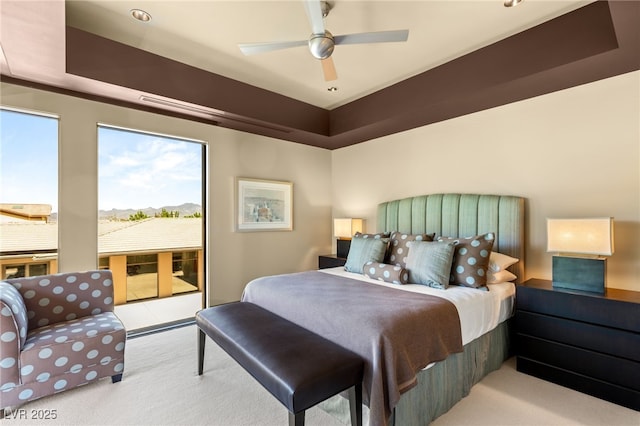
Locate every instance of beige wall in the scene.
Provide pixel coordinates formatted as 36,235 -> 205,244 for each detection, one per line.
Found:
3,71 -> 638,296
1,83 -> 333,305
331,71 -> 640,291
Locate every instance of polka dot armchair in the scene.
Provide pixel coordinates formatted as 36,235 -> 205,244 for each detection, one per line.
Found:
0,270 -> 126,412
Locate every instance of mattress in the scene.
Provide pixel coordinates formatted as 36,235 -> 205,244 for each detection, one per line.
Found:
320,266 -> 515,346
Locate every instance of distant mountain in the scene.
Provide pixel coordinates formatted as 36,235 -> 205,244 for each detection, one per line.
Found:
98,203 -> 202,220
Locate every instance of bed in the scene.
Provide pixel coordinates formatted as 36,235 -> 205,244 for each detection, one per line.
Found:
242,193 -> 525,426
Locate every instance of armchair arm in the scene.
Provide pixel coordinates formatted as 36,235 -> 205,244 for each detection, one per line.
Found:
0,282 -> 28,390
6,270 -> 115,330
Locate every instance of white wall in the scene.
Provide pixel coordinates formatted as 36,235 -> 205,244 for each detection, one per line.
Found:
1,83 -> 333,304
331,71 -> 640,291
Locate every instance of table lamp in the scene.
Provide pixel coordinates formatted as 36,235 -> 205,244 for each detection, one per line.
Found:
334,218 -> 363,258
547,217 -> 614,293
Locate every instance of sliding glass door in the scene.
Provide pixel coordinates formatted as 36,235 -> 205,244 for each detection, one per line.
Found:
98,124 -> 205,330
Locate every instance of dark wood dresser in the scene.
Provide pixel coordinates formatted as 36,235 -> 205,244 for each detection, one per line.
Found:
515,278 -> 640,411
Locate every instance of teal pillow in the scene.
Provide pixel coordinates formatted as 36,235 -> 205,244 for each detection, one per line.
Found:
387,232 -> 435,268
344,237 -> 388,274
405,240 -> 456,289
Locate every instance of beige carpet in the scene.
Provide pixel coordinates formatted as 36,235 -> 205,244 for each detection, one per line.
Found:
3,325 -> 637,426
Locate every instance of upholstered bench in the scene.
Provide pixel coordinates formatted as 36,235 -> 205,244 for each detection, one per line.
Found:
196,302 -> 364,426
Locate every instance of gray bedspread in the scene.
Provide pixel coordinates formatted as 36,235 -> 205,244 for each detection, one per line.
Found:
241,271 -> 463,426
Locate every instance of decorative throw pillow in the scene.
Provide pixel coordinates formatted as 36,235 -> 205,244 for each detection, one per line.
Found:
363,262 -> 409,284
344,237 -> 388,274
387,232 -> 435,268
488,252 -> 519,273
487,269 -> 518,284
354,232 -> 391,239
438,233 -> 495,289
405,240 -> 456,289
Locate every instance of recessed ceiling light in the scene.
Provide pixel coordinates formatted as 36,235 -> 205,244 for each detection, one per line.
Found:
130,9 -> 151,22
327,87 -> 338,92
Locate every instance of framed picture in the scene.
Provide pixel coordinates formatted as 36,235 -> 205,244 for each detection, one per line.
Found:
236,178 -> 293,231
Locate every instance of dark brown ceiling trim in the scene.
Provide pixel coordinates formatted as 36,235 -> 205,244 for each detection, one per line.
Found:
65,26 -> 330,137
330,1 -> 627,139
0,75 -> 311,142
46,1 -> 640,149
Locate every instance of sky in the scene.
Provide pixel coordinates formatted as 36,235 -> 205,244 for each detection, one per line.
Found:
0,109 -> 203,213
98,126 -> 202,211
0,109 -> 59,211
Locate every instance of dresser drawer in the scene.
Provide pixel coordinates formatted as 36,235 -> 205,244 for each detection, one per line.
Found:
517,285 -> 640,333
517,357 -> 640,411
516,310 -> 640,362
517,334 -> 640,391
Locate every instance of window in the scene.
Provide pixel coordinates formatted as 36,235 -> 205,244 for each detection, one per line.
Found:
98,125 -> 204,306
172,251 -> 199,294
0,108 -> 59,278
126,254 -> 159,301
2,263 -> 49,280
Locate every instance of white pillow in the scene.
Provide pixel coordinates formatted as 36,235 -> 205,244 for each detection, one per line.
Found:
488,252 -> 519,272
487,269 -> 517,284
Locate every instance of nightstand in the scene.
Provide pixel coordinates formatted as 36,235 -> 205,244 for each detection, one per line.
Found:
515,278 -> 640,411
318,254 -> 347,269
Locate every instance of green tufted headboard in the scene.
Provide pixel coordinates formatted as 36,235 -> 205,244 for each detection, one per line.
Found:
377,193 -> 525,282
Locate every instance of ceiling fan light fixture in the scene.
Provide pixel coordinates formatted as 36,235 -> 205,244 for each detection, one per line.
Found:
504,0 -> 524,7
130,9 -> 152,22
309,31 -> 335,59
321,1 -> 332,18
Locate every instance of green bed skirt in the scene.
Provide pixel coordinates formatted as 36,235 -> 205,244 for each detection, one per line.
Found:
318,319 -> 512,425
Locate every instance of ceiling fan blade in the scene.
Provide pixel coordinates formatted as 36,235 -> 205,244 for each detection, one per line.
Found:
239,40 -> 307,56
321,57 -> 337,81
334,30 -> 409,45
303,0 -> 326,35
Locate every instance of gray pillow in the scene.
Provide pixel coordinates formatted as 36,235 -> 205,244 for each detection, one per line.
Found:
405,240 -> 456,289
344,237 -> 388,274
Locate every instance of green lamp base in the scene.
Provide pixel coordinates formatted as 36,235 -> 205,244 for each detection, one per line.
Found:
552,255 -> 606,294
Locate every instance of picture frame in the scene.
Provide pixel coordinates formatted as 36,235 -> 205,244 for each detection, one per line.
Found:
236,178 -> 293,231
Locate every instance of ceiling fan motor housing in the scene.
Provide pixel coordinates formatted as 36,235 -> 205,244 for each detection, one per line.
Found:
309,31 -> 335,59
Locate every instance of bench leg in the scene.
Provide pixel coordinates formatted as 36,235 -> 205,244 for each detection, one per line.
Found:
198,328 -> 206,375
288,411 -> 304,426
349,383 -> 363,426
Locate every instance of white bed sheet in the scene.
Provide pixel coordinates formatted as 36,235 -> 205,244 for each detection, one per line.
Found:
319,267 -> 515,346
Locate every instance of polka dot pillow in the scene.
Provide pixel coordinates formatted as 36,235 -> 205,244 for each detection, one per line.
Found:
354,232 -> 391,239
437,232 -> 495,289
387,232 -> 435,268
363,262 -> 409,284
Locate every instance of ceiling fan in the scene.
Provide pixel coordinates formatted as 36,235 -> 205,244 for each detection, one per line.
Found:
238,0 -> 409,82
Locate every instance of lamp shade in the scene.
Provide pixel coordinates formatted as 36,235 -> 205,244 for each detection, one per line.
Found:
547,218 -> 614,256
334,218 -> 363,238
